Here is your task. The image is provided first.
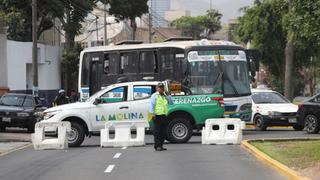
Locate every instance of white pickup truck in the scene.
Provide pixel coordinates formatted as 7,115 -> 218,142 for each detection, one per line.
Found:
42,81 -> 224,147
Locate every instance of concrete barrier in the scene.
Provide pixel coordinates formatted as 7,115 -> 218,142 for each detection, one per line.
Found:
31,122 -> 71,150
202,118 -> 242,145
100,120 -> 149,147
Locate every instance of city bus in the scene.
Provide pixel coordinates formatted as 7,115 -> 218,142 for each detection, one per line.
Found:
78,39 -> 258,121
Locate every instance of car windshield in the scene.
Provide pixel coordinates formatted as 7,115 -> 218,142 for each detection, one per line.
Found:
86,88 -> 107,102
0,95 -> 33,107
187,49 -> 250,96
252,92 -> 290,104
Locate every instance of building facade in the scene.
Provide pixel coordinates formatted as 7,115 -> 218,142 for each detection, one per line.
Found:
0,31 -> 62,107
148,0 -> 171,27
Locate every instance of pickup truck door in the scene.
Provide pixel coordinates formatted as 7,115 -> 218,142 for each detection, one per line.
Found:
128,85 -> 157,123
90,86 -> 131,132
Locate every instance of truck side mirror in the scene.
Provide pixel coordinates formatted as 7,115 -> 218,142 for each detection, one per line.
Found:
93,97 -> 102,105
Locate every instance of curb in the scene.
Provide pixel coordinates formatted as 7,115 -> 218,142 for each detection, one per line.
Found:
241,139 -> 312,180
0,143 -> 32,157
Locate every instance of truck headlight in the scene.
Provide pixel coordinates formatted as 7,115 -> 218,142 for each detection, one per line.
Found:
17,112 -> 30,117
267,111 -> 282,116
43,110 -> 61,120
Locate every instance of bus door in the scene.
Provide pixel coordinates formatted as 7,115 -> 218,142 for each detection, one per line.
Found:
89,52 -> 103,95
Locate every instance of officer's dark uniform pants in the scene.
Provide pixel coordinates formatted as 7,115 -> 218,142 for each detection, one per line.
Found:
153,115 -> 167,148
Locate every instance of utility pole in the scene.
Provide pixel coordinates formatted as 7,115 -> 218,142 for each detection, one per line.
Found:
148,0 -> 152,43
96,16 -> 99,45
32,0 -> 38,96
210,0 -> 212,10
104,3 -> 108,46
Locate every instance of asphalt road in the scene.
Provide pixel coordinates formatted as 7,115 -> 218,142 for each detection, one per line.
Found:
0,128 -> 319,180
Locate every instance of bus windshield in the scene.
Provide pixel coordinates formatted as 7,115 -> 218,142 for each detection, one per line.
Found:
187,49 -> 251,97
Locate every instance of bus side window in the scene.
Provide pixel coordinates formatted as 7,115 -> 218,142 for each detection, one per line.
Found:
139,51 -> 158,73
104,53 -> 118,75
159,49 -> 174,79
120,52 -> 138,74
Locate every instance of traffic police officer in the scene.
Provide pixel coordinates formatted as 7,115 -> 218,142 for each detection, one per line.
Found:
150,82 -> 173,151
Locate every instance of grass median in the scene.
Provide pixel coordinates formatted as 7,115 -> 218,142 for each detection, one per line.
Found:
250,139 -> 320,179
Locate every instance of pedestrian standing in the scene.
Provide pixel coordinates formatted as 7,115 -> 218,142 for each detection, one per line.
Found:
69,90 -> 79,103
52,89 -> 69,106
150,82 -> 173,151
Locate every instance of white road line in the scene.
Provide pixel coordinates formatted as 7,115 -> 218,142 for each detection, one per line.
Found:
104,164 -> 115,173
113,153 -> 121,159
121,147 -> 127,150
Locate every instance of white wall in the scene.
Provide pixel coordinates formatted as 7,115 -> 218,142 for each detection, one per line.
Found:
6,40 -> 61,91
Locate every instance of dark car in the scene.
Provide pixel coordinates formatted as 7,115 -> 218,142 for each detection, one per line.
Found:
297,94 -> 320,134
0,93 -> 46,133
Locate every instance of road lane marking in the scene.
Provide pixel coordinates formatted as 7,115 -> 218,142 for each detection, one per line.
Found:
113,153 -> 121,159
121,147 -> 127,150
104,164 -> 115,173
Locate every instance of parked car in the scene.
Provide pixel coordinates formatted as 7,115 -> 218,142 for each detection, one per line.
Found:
0,93 -> 46,132
250,89 -> 303,131
297,94 -> 320,134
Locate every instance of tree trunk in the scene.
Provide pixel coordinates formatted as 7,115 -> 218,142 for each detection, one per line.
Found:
284,40 -> 294,100
130,18 -> 137,40
284,0 -> 294,100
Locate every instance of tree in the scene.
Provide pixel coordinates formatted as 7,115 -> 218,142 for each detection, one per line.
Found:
236,0 -> 288,92
58,0 -> 96,93
172,16 -> 205,39
0,0 -> 64,41
108,0 -> 148,40
236,0 -> 320,97
201,9 -> 222,39
59,0 -> 96,50
172,9 -> 222,39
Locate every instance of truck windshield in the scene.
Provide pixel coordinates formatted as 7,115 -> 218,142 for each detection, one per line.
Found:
187,49 -> 251,97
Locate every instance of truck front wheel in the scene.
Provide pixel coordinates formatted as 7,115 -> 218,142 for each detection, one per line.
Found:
68,122 -> 85,147
166,117 -> 193,143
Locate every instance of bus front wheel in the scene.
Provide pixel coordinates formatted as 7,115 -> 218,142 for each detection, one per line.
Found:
166,117 -> 193,143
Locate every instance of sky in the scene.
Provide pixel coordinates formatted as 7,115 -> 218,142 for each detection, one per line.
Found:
171,0 -> 254,23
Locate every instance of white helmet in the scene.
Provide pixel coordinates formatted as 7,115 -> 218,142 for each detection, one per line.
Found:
58,89 -> 65,94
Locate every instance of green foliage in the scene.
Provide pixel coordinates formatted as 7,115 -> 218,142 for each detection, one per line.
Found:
235,0 -> 320,95
109,0 -> 148,20
286,0 -> 320,54
108,0 -> 148,39
172,9 -> 222,39
201,9 -> 222,38
60,0 -> 96,49
172,16 -> 204,39
62,44 -> 83,74
236,0 -> 288,82
0,0 -> 64,41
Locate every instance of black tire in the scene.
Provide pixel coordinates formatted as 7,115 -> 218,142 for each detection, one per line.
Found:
254,115 -> 267,131
27,120 -> 36,133
0,125 -> 5,132
292,124 -> 304,131
68,122 -> 85,147
304,114 -> 320,134
166,117 -> 193,143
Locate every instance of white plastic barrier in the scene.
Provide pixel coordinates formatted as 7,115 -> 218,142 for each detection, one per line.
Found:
31,122 -> 71,150
100,120 -> 149,147
202,118 -> 242,145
